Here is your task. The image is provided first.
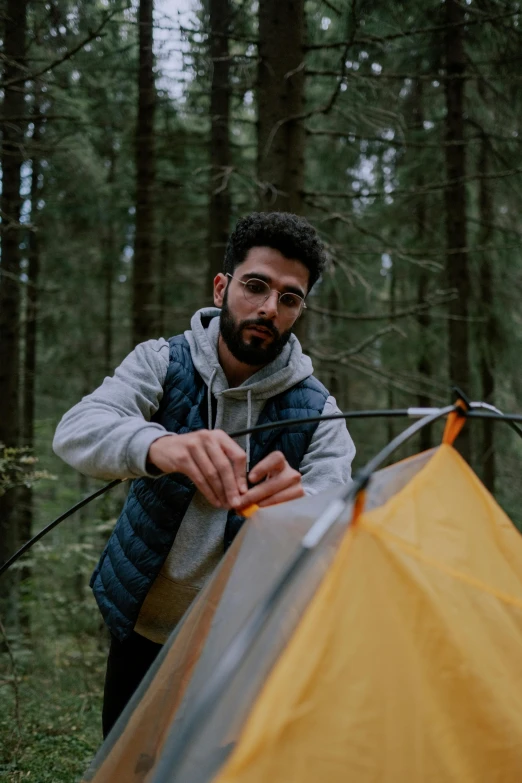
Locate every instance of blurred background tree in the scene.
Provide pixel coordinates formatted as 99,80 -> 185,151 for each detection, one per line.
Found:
1,0 -> 522,778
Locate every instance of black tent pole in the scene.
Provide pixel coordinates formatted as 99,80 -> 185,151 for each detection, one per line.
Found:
3,404 -> 522,579
0,478 -> 124,578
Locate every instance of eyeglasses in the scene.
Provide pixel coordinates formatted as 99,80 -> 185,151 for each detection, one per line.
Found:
226,273 -> 307,314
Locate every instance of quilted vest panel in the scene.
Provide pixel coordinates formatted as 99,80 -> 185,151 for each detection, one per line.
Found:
91,334 -> 329,640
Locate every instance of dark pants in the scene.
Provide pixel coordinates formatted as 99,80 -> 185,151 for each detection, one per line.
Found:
102,630 -> 163,739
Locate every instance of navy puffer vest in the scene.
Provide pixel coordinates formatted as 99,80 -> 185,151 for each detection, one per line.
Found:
90,335 -> 329,640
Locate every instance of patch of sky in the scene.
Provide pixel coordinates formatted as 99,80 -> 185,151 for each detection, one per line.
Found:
371,63 -> 382,74
321,17 -> 331,30
399,78 -> 412,99
155,0 -> 197,100
380,253 -> 392,276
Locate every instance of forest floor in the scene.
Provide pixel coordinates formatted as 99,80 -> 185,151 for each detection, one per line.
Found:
0,634 -> 105,782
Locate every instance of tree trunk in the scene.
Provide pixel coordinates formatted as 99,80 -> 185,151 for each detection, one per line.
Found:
413,79 -> 433,451
207,0 -> 231,298
103,150 -> 116,376
133,0 -> 157,345
444,0 -> 471,461
158,231 -> 168,335
478,135 -> 495,492
18,100 -> 44,630
257,0 -> 305,214
257,0 -> 306,344
0,0 -> 28,619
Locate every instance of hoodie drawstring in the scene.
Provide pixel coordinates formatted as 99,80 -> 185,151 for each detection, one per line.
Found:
246,389 -> 252,473
208,368 -> 217,430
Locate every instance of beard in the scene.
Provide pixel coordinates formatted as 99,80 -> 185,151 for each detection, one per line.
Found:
219,290 -> 293,366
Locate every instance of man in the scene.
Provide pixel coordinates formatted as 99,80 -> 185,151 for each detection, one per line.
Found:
53,211 -> 355,737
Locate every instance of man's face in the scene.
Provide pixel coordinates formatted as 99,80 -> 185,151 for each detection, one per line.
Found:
214,247 -> 309,366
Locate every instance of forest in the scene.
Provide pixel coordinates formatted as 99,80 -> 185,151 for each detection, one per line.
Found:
1,0 -> 522,779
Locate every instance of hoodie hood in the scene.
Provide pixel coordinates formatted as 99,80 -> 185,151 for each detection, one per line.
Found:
184,307 -> 314,400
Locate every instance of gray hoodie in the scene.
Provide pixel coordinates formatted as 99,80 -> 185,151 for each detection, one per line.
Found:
53,307 -> 355,642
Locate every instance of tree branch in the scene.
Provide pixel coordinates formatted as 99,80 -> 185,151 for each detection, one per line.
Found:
309,325 -> 403,361
308,292 -> 456,321
303,166 -> 522,200
0,8 -> 123,89
306,9 -> 521,50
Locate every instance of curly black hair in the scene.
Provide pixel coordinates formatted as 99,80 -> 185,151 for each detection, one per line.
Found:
223,212 -> 327,292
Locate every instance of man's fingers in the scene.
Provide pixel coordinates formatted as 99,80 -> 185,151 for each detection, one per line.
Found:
257,484 -> 305,507
148,430 -> 248,508
248,450 -> 286,484
221,437 -> 248,494
205,440 -> 243,508
237,466 -> 301,509
185,459 -> 223,508
189,444 -> 229,507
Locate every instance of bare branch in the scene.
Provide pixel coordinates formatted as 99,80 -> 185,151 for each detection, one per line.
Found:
306,127 -> 522,149
309,325 -> 404,361
321,0 -> 343,16
308,292 -> 456,322
303,166 -> 522,200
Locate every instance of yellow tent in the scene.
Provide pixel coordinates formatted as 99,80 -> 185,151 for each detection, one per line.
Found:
83,418 -> 522,783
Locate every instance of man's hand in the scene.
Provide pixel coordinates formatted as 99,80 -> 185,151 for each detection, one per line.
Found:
236,451 -> 304,512
147,431 -> 248,509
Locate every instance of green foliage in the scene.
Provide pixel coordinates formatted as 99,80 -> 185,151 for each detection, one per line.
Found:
2,0 -> 522,777
0,633 -> 105,782
0,446 -> 55,497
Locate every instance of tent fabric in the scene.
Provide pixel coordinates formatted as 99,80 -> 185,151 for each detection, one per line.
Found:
214,445 -> 522,783
84,444 -> 522,783
82,525 -> 246,782
83,482 -> 354,782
